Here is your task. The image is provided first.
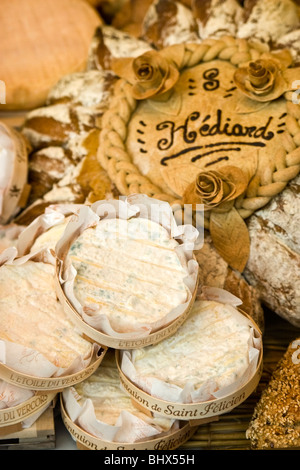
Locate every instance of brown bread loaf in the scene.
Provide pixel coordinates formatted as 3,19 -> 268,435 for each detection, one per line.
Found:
245,175 -> 300,328
0,0 -> 102,110
246,338 -> 300,449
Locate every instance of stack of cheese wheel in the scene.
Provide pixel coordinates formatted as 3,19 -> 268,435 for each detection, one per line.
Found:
0,201 -> 105,436
3,199 -> 199,448
0,181 -> 263,449
32,197 -> 262,450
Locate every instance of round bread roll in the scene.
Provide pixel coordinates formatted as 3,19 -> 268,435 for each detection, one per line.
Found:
0,0 -> 102,111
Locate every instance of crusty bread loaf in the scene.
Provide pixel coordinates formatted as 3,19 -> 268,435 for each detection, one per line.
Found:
17,70 -> 118,225
192,0 -> 300,44
22,103 -> 82,149
275,28 -> 300,65
26,146 -> 75,204
238,0 -> 300,45
244,175 -> 300,328
246,338 -> 300,449
0,0 -> 102,110
15,128 -> 118,226
141,0 -> 199,49
111,0 -> 196,38
192,0 -> 243,40
87,25 -> 152,71
22,69 -> 117,148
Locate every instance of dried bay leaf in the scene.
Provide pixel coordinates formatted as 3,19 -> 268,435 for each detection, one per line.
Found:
210,207 -> 250,272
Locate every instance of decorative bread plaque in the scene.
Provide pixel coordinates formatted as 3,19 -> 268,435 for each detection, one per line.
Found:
98,36 -> 300,271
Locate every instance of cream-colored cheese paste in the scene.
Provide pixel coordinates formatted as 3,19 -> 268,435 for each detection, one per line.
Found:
68,217 -> 189,332
0,260 -> 93,369
74,352 -> 173,432
30,219 -> 69,253
130,300 -> 253,392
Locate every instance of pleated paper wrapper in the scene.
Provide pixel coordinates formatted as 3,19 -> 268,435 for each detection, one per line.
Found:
0,378 -> 56,435
60,391 -> 197,451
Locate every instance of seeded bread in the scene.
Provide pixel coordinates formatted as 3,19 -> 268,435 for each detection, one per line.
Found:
246,338 -> 300,449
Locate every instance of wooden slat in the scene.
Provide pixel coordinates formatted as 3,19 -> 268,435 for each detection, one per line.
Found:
0,406 -> 55,450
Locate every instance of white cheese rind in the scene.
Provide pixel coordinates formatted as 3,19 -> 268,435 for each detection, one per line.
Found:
68,217 -> 190,333
123,300 -> 255,402
0,261 -> 93,369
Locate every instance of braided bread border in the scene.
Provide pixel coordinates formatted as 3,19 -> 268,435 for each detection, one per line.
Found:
98,36 -> 300,225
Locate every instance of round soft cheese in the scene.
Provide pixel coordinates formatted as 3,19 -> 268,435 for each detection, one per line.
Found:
68,217 -> 190,333
124,300 -> 255,398
0,260 -> 93,369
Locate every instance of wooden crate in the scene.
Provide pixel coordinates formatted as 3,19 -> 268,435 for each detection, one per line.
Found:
0,405 -> 55,450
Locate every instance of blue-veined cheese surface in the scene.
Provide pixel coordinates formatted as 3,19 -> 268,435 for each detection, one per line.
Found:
130,300 -> 253,392
68,217 -> 190,332
0,260 -> 93,369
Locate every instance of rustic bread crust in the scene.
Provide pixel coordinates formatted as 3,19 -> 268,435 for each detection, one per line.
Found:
245,175 -> 300,328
